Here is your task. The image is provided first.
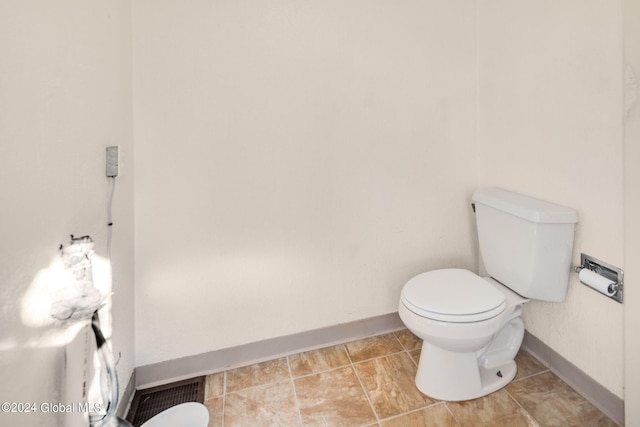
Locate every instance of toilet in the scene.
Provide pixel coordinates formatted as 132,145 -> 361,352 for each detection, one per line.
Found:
139,402 -> 209,427
399,187 -> 577,401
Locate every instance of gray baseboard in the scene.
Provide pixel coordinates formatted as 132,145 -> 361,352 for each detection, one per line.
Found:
116,369 -> 136,419
135,312 -> 405,389
522,331 -> 624,426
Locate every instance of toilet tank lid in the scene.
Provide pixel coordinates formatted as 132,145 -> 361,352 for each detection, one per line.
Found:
472,187 -> 578,224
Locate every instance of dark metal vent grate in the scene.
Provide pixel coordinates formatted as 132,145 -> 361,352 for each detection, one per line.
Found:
126,376 -> 205,427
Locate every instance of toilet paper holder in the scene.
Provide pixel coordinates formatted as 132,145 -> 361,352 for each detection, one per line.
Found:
574,253 -> 624,303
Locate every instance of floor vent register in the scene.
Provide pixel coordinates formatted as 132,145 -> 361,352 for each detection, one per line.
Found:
126,376 -> 205,426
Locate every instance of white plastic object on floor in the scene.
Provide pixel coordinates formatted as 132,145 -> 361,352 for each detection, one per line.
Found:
139,403 -> 209,427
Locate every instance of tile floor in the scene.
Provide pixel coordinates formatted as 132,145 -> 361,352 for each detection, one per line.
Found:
201,330 -> 618,427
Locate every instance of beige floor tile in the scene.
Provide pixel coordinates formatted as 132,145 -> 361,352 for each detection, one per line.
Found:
355,352 -> 436,419
394,329 -> 422,351
129,336 -> 617,427
506,371 -> 618,426
204,396 -> 223,427
226,357 -> 290,393
289,344 -> 351,377
224,381 -> 301,427
204,372 -> 225,399
295,366 -> 376,427
446,389 -> 537,427
345,333 -> 404,363
514,350 -> 547,380
381,403 -> 458,427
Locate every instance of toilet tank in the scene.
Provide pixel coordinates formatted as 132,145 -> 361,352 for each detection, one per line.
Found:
472,188 -> 578,302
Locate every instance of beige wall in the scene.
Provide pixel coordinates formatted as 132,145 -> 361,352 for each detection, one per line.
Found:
133,0 -> 478,366
0,2 -> 134,426
134,0 -> 631,403
2,0 -> 632,421
477,1 -> 625,397
624,0 -> 640,421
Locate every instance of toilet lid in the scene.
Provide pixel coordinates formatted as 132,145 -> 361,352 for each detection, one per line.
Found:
401,269 -> 506,322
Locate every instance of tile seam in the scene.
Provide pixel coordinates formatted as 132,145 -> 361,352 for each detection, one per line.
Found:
224,378 -> 294,396
376,401 -> 446,425
348,349 -> 407,365
442,402 -> 463,427
221,371 -> 226,427
346,346 -> 381,425
512,368 -> 551,383
503,387 -> 542,427
285,355 -> 305,427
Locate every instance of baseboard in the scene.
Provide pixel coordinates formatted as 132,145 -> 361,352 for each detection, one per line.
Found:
135,312 -> 405,389
116,369 -> 136,419
522,330 -> 624,426
131,316 -> 623,424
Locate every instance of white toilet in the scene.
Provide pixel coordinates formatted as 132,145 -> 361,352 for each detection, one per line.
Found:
139,403 -> 209,427
399,187 -> 577,401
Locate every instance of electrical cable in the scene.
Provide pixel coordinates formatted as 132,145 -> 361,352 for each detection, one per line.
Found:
88,175 -> 132,427
107,176 -> 116,259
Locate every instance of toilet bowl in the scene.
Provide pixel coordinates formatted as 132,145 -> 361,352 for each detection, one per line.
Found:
140,402 -> 209,427
398,188 -> 578,402
399,269 -> 528,401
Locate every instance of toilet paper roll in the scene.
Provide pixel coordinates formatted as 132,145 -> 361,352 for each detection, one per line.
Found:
579,269 -> 616,297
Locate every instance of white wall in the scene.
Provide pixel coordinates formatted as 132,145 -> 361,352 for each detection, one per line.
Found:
624,0 -> 640,420
133,0 -> 478,366
1,0 -> 632,421
0,1 -> 134,426
477,1 -> 625,397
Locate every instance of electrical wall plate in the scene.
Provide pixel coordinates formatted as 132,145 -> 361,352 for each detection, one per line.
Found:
106,146 -> 118,177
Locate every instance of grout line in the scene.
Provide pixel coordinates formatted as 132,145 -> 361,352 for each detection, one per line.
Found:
406,348 -> 419,368
344,341 -> 381,424
391,330 -> 422,368
221,371 -> 226,427
351,361 -> 381,425
290,351 -> 406,379
292,367 -> 342,381
349,349 -> 407,365
442,402 -> 463,427
390,331 -> 404,347
344,342 -> 354,364
289,344 -> 353,380
503,388 -> 541,427
286,355 -> 304,427
511,368 -> 551,383
375,401 -> 444,425
222,378 -> 293,396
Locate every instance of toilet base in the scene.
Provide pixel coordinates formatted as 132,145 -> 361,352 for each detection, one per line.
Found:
414,342 -> 517,401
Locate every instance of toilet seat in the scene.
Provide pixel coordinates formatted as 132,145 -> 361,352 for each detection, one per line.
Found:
401,269 -> 506,323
